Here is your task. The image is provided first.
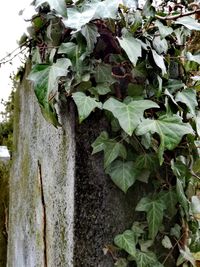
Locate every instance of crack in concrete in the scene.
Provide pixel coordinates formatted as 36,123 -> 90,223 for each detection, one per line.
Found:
38,160 -> 48,267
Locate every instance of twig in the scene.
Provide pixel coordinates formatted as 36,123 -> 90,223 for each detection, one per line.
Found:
155,8 -> 200,20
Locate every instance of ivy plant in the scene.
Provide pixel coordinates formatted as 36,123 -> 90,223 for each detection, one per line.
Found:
24,0 -> 200,266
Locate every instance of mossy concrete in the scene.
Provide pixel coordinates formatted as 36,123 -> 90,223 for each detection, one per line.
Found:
7,62 -> 75,267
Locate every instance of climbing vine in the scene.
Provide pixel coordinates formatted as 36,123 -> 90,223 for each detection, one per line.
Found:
22,0 -> 200,266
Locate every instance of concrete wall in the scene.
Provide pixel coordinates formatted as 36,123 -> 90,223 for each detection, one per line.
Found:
7,63 -> 161,266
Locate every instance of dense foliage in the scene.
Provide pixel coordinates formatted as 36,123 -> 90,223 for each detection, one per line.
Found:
24,0 -> 200,266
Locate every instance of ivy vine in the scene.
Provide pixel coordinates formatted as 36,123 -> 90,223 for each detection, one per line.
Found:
21,0 -> 200,266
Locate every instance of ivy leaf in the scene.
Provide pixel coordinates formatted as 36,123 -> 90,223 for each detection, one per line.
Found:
28,59 -> 71,126
153,36 -> 168,54
103,98 -> 159,136
136,197 -> 166,239
175,88 -> 198,116
114,258 -> 128,267
72,92 -> 102,122
89,83 -> 111,96
155,20 -> 173,38
58,42 -> 77,58
175,16 -> 200,31
176,178 -> 189,217
94,63 -> 115,84
81,24 -> 100,52
186,52 -> 200,64
91,131 -> 109,154
106,160 -> 138,193
104,142 -> 127,168
136,115 -> 194,164
35,0 -> 67,17
135,251 -> 158,267
159,189 -> 178,218
142,0 -> 155,17
63,7 -> 96,30
114,230 -> 137,257
117,35 -> 142,66
162,235 -> 172,249
152,49 -> 167,76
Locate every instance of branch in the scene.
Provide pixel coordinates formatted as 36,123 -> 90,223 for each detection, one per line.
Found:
155,8 -> 200,20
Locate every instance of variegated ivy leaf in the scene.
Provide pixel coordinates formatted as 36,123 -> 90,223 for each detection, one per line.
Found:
136,115 -> 194,164
175,16 -> 200,31
72,92 -> 102,123
103,98 -> 159,136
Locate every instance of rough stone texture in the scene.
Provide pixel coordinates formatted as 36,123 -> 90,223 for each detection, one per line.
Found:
7,63 -> 75,267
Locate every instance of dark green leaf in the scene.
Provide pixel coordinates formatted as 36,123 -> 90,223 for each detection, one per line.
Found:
117,35 -> 142,66
136,115 -> 194,164
91,131 -> 109,154
106,160 -> 138,193
175,88 -> 198,116
72,92 -> 102,122
81,24 -> 100,52
103,98 -> 159,136
104,141 -> 127,168
36,0 -> 67,16
94,63 -> 115,84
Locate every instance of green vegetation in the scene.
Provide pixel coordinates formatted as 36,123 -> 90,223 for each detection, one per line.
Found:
19,0 -> 200,266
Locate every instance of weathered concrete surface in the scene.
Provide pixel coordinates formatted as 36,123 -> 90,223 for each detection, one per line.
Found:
7,63 -> 75,267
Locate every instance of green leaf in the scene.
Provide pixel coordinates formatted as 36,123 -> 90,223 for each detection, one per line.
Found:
186,52 -> 200,64
135,153 -> 159,172
170,224 -> 181,239
106,160 -> 138,193
155,20 -> 173,38
58,42 -> 77,58
153,36 -> 168,54
162,235 -> 172,249
136,197 -> 166,239
103,98 -> 159,136
136,115 -> 194,164
135,251 -> 157,267
159,189 -> 178,218
104,142 -> 127,168
114,230 -> 137,257
114,258 -> 128,267
152,49 -> 167,76
175,16 -> 200,31
175,88 -> 198,116
89,83 -> 111,96
94,63 -> 115,84
28,59 -> 71,127
142,0 -> 155,17
81,24 -> 100,52
176,178 -> 189,217
91,131 -> 109,154
72,92 -> 102,122
36,0 -> 67,17
117,35 -> 142,66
